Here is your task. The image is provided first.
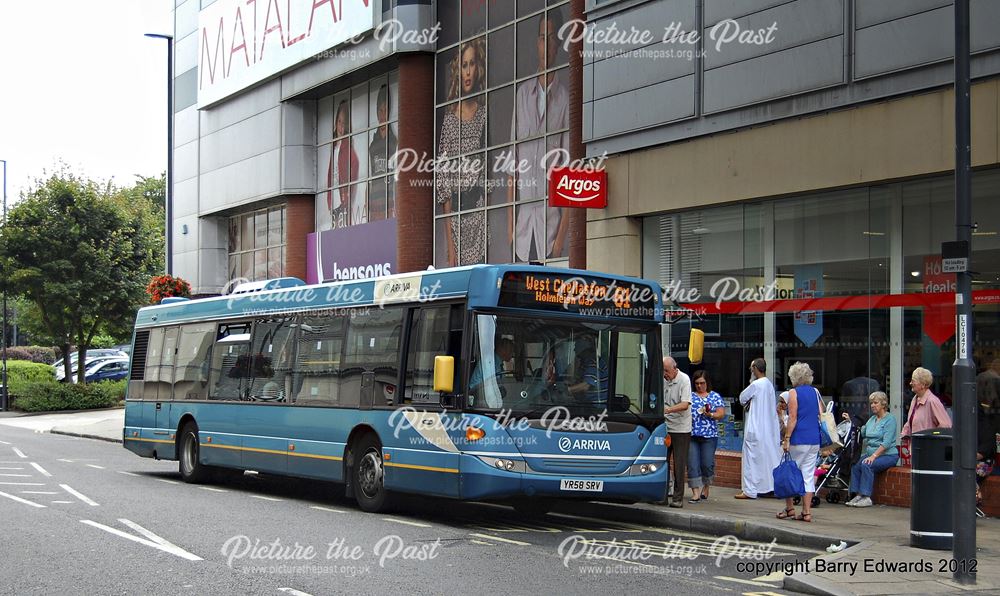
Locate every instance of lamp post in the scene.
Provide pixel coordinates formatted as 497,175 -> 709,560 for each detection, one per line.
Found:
1,158 -> 7,412
145,33 -> 174,275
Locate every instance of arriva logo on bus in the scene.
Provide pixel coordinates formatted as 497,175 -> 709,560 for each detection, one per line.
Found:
558,437 -> 612,452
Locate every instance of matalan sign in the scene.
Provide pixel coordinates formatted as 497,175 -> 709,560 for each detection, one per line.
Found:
548,167 -> 608,209
198,0 -> 375,107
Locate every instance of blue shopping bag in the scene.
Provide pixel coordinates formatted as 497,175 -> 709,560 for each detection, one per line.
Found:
773,453 -> 805,499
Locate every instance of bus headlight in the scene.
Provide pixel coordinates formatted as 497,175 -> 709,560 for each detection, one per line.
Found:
628,462 -> 664,476
479,456 -> 526,473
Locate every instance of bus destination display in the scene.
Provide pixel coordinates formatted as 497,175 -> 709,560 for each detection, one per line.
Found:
498,272 -> 658,319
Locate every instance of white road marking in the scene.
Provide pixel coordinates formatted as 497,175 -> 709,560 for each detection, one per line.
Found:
0,466 -> 24,470
470,540 -> 494,546
310,506 -> 345,513
21,491 -> 59,495
156,479 -> 180,485
60,484 -> 99,506
0,490 -> 45,508
198,486 -> 227,493
86,464 -> 105,470
0,440 -> 10,445
80,519 -> 203,561
29,463 -> 52,477
0,473 -> 32,477
57,459 -> 75,463
382,517 -> 433,528
0,481 -> 44,486
250,495 -> 283,502
715,576 -> 782,588
51,501 -> 73,504
468,533 -> 532,546
12,448 -> 26,458
277,588 -> 314,596
116,471 -> 140,477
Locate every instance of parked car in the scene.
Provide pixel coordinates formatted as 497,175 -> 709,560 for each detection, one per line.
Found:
56,350 -> 129,381
82,358 -> 131,384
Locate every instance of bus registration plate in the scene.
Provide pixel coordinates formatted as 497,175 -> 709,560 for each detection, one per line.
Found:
560,479 -> 604,492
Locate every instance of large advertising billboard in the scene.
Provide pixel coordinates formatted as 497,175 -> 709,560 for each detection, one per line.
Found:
198,0 -> 375,107
307,218 -> 397,284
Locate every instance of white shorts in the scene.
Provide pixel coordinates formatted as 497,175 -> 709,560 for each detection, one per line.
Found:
789,444 -> 820,493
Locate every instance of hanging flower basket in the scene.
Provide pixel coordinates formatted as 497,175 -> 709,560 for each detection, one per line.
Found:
147,274 -> 192,304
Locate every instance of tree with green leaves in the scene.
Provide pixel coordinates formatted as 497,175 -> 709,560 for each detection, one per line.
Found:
0,169 -> 163,382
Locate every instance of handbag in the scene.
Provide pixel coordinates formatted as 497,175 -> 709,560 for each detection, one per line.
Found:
817,395 -> 843,450
773,453 -> 805,498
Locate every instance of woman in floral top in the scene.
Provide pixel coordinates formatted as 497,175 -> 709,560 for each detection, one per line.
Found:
688,370 -> 727,502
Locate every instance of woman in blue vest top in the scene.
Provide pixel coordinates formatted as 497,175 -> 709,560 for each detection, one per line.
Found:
777,361 -> 822,522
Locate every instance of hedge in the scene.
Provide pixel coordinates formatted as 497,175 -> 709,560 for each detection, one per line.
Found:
13,380 -> 125,413
1,347 -> 58,365
4,361 -> 56,395
22,346 -> 58,364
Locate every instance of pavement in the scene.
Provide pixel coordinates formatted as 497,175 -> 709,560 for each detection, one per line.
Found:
2,408 -> 999,595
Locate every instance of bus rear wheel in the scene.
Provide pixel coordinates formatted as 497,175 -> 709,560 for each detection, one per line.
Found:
352,434 -> 391,512
178,422 -> 210,484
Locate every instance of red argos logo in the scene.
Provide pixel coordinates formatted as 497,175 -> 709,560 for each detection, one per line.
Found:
548,167 -> 608,209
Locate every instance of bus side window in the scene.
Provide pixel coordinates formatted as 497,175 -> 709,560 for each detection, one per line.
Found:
246,319 -> 296,402
173,323 -> 215,400
143,328 -> 165,401
292,316 -> 345,406
342,306 -> 404,408
208,323 -> 252,401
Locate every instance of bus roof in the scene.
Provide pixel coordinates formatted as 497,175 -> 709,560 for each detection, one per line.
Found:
133,264 -> 663,328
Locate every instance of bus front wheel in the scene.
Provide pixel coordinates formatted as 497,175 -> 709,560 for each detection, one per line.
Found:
352,434 -> 390,512
178,422 -> 210,484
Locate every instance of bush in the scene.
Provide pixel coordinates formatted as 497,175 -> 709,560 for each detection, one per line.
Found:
1,347 -> 33,361
22,346 -> 57,364
4,360 -> 55,395
12,380 -> 124,413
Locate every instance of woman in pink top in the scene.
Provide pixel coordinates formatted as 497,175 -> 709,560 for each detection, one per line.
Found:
901,367 -> 952,437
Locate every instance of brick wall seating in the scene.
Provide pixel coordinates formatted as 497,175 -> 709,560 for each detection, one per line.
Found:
711,451 -> 1000,517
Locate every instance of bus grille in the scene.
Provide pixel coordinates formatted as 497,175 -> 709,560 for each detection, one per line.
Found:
532,458 -> 624,474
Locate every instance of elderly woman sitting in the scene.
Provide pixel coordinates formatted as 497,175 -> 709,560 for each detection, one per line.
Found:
845,391 -> 898,507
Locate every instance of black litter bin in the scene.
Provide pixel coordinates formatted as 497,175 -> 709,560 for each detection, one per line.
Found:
909,428 -> 953,550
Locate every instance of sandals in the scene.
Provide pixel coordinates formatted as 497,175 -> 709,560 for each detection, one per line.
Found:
776,508 -> 796,520
796,512 -> 813,523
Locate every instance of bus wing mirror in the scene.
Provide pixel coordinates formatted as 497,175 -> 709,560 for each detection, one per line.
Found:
433,356 -> 455,394
688,329 -> 704,365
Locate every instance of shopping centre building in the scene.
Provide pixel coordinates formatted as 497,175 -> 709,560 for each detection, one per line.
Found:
171,0 -> 1000,439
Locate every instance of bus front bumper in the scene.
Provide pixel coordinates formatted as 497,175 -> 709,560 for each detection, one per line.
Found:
460,455 -> 668,503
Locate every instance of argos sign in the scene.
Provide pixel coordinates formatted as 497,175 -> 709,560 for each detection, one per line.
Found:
198,0 -> 375,107
548,167 -> 608,209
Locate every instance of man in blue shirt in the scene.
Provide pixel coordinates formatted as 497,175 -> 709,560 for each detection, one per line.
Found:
568,342 -> 608,406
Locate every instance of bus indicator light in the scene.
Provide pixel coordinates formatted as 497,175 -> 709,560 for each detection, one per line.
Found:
466,427 -> 486,442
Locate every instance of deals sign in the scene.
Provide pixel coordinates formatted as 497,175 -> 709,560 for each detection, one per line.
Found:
548,167 -> 608,209
198,0 -> 375,107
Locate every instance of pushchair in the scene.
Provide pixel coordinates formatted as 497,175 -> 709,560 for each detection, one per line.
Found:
794,417 -> 859,507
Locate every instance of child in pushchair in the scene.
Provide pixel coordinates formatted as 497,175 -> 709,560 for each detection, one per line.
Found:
797,415 -> 860,507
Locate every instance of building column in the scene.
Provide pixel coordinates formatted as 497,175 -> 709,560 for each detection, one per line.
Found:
396,53 -> 435,273
567,0 -> 586,270
285,195 -> 315,281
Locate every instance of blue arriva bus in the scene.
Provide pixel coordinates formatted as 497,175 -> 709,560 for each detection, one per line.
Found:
124,265 -> 667,512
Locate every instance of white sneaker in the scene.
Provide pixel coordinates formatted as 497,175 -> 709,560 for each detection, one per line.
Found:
845,495 -> 861,506
854,496 -> 873,508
